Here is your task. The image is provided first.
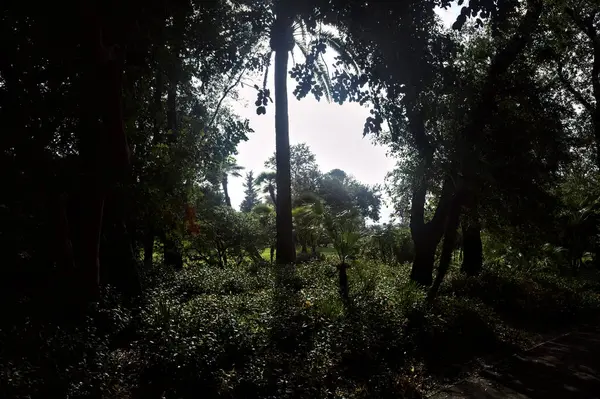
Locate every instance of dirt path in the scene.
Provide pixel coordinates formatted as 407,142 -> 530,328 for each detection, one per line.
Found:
429,326 -> 600,398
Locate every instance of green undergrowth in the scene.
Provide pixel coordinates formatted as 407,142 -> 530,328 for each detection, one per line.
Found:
2,261 -> 600,398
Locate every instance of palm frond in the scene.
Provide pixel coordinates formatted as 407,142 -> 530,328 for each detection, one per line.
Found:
319,30 -> 360,74
314,55 -> 333,102
256,170 -> 277,185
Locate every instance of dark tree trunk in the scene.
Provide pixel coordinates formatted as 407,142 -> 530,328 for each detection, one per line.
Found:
272,13 -> 296,265
301,243 -> 308,253
222,176 -> 232,207
410,231 -> 437,287
270,245 -> 275,264
428,193 -> 463,302
268,185 -> 277,207
409,178 -> 454,286
100,191 -> 142,299
143,228 -> 154,269
55,193 -> 75,272
163,231 -> 183,270
338,262 -> 350,305
461,218 -> 483,276
77,9 -> 130,300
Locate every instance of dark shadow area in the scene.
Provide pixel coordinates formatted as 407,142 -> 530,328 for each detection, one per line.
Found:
433,330 -> 600,399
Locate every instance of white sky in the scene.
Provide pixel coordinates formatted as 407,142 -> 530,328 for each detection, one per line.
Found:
228,5 -> 462,222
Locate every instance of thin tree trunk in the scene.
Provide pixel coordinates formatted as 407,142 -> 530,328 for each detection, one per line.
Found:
338,262 -> 350,306
269,185 -> 277,207
222,176 -> 232,207
272,15 -> 296,265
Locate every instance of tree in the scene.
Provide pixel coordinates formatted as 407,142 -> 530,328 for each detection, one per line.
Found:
240,171 -> 260,212
318,169 -> 382,223
252,203 -> 277,263
256,171 -> 278,206
236,0 -> 361,265
266,143 -> 321,197
220,157 -> 245,208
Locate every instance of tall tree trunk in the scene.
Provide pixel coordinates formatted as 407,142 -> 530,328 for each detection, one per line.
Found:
77,6 -> 131,300
222,176 -> 232,207
428,193 -> 463,303
272,14 -> 296,265
461,208 -> 483,276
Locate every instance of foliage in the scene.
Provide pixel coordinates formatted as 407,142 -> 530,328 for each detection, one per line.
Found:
190,206 -> 264,268
240,171 -> 260,212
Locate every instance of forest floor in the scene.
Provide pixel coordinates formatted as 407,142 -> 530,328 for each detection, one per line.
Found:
429,324 -> 600,398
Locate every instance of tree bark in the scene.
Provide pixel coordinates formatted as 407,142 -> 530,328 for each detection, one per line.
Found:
461,213 -> 483,276
428,192 -> 463,303
272,13 -> 296,265
143,228 -> 154,269
410,230 -> 438,286
222,176 -> 232,207
409,177 -> 454,286
163,230 -> 183,270
338,262 -> 350,306
77,5 -> 131,300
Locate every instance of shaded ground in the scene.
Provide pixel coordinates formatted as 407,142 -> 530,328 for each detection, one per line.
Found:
430,326 -> 600,398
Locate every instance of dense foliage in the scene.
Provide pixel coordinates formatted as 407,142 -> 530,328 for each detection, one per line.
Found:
2,0 -> 600,397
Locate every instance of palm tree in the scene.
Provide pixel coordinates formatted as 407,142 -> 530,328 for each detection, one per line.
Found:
267,2 -> 358,265
256,171 -> 277,206
252,203 -> 277,263
220,157 -> 244,208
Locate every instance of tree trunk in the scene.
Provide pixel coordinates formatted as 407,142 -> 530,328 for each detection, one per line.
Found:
409,179 -> 453,286
410,231 -> 437,287
461,218 -> 483,276
428,193 -> 463,302
77,8 -> 131,300
338,262 -> 350,306
163,231 -> 183,270
270,245 -> 275,264
301,243 -> 308,253
268,185 -> 277,207
143,228 -> 154,269
272,15 -> 296,265
102,188 -> 142,298
222,176 -> 232,207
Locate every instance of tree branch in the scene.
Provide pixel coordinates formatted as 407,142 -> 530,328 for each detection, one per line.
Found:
207,67 -> 247,129
565,7 -> 600,107
557,66 -> 594,112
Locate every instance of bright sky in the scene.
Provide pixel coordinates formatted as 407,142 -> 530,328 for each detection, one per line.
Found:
228,5 -> 462,222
